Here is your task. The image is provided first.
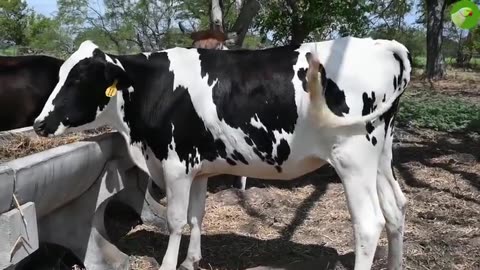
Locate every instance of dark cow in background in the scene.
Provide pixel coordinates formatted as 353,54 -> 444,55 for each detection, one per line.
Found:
0,55 -> 63,131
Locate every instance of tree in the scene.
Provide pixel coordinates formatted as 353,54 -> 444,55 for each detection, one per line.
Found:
424,0 -> 455,80
254,0 -> 374,46
0,0 -> 30,45
229,0 -> 260,48
178,0 -> 260,48
26,14 -> 71,56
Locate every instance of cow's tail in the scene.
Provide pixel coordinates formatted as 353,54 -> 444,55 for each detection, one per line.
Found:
307,40 -> 412,128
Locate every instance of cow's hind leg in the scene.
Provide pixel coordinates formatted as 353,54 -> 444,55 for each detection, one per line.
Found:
179,177 -> 208,270
377,134 -> 407,270
330,136 -> 385,270
159,166 -> 193,270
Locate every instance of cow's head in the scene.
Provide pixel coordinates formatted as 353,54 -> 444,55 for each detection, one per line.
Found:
33,40 -> 129,137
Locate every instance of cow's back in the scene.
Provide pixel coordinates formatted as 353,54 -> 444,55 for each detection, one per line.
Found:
0,55 -> 63,131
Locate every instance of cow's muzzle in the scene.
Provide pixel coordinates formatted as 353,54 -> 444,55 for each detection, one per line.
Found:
33,120 -> 48,137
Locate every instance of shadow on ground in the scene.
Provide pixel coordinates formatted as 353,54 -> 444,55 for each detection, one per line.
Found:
117,230 -> 356,270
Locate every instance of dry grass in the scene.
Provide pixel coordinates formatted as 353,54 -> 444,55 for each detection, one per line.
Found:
0,126 -> 113,163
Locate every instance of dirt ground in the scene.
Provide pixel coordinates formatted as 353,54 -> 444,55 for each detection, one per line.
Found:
410,68 -> 480,104
101,125 -> 479,270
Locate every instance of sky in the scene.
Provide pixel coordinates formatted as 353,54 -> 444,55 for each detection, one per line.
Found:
25,0 -> 58,17
27,0 -> 420,25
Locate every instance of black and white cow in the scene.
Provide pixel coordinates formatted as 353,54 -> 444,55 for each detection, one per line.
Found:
33,37 -> 412,270
0,55 -> 63,131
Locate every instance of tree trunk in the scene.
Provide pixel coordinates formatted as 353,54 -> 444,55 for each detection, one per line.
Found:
210,0 -> 224,32
425,0 -> 448,80
286,0 -> 309,45
230,0 -> 260,48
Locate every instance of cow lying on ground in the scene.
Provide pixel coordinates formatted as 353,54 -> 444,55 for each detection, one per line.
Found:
0,55 -> 63,131
33,37 -> 411,270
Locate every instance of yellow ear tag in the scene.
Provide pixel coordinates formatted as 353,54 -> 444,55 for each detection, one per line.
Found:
105,80 -> 118,97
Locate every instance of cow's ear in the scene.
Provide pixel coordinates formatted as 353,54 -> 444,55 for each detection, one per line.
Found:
105,62 -> 130,90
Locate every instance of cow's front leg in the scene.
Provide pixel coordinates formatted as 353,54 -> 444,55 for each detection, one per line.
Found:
179,177 -> 208,270
159,166 -> 193,270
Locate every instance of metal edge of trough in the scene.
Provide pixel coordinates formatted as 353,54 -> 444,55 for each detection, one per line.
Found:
0,131 -> 128,218
0,127 -> 35,140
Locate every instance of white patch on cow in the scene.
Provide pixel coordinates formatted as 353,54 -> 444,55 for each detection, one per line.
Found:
167,47 -> 196,91
96,107 -> 104,117
291,47 -> 311,118
53,122 -> 67,136
249,113 -> 267,131
143,52 -> 152,59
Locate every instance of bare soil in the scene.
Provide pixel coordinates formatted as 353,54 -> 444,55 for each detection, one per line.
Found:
105,126 -> 479,270
410,68 -> 480,104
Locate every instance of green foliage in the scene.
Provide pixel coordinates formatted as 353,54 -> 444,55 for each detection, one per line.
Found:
177,0 -> 240,31
0,0 -> 30,45
370,27 -> 426,59
74,27 -> 115,51
254,0 -> 374,45
397,92 -> 480,132
26,14 -> 71,55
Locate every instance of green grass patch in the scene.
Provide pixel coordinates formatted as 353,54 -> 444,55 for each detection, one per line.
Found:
413,56 -> 480,69
397,92 -> 480,133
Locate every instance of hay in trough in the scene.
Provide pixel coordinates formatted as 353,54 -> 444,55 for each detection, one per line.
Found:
0,126 -> 113,163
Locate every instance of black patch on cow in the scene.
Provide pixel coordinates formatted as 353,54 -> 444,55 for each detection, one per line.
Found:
366,122 -> 374,134
145,154 -> 149,160
362,92 -> 376,116
325,79 -> 350,117
362,91 -> 377,145
391,159 -> 397,181
393,76 -> 397,90
275,165 -> 282,173
198,45 -> 299,170
297,68 -> 308,92
232,150 -> 248,165
382,94 -> 386,102
406,52 -> 412,69
226,158 -> 236,166
366,134 -> 370,141
275,139 -> 290,167
380,96 -> 401,138
393,53 -> 404,90
371,136 -> 377,146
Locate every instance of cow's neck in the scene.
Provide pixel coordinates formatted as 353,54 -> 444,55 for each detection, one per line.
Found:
102,53 -> 156,176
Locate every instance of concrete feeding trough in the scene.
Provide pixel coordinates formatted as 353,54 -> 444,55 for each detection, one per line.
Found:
0,128 -> 167,270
